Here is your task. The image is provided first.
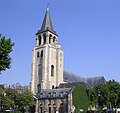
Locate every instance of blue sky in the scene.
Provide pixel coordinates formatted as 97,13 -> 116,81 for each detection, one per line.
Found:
0,0 -> 120,85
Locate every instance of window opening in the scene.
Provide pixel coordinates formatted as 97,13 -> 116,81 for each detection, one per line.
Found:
37,52 -> 39,57
52,85 -> 54,89
43,34 -> 46,44
41,51 -> 43,57
49,34 -> 52,44
38,35 -> 41,45
53,37 -> 55,43
49,107 -> 51,113
40,107 -> 42,113
37,84 -> 41,92
51,65 -> 54,77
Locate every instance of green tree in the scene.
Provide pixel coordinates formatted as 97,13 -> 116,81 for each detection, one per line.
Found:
5,88 -> 18,109
0,86 -> 35,112
88,80 -> 120,111
17,92 -> 35,112
106,80 -> 120,108
0,34 -> 14,73
72,83 -> 90,113
0,87 -> 18,111
0,85 -> 4,96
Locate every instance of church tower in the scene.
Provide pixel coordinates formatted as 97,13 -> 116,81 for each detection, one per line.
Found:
30,8 -> 64,95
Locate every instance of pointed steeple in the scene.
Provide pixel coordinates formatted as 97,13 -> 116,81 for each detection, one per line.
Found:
36,8 -> 57,35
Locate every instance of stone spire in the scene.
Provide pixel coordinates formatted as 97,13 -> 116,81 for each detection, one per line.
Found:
36,8 -> 57,35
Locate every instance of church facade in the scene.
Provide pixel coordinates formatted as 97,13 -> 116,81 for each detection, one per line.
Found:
30,8 -> 74,113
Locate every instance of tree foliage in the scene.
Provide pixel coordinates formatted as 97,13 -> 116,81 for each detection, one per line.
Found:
72,83 -> 90,113
0,34 -> 14,73
0,85 -> 35,112
17,92 -> 35,112
87,80 -> 120,111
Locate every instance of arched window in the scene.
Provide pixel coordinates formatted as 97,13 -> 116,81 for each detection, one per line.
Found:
41,50 -> 43,57
37,52 -> 39,57
43,34 -> 46,44
49,34 -> 52,44
38,35 -> 41,45
49,37 -> 51,44
51,65 -> 54,77
52,85 -> 54,89
53,36 -> 56,43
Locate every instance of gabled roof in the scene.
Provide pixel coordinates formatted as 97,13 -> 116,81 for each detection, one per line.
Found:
37,88 -> 73,99
36,8 -> 57,35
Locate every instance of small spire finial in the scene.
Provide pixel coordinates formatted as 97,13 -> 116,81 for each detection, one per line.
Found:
47,2 -> 49,11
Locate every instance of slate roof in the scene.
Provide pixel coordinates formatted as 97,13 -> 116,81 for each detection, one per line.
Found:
37,88 -> 73,99
59,82 -> 90,89
36,8 -> 57,35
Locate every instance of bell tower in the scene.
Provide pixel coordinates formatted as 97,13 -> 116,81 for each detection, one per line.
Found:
30,8 -> 64,95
